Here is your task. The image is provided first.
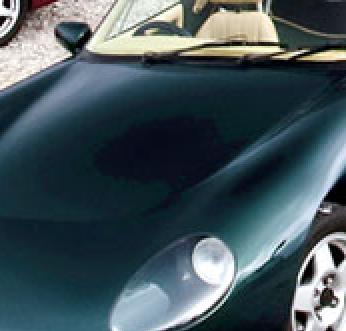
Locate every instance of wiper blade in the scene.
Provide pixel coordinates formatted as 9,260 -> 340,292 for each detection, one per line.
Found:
288,42 -> 346,61
142,39 -> 283,64
246,42 -> 346,63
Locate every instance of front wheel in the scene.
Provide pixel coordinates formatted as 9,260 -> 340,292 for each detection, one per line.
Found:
0,0 -> 28,46
290,204 -> 346,331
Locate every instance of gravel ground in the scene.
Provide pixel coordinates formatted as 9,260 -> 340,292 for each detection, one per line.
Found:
0,0 -> 113,90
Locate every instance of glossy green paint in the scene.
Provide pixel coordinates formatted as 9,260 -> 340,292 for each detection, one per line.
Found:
0,56 -> 346,331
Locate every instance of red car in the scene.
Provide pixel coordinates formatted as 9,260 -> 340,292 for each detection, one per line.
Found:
0,0 -> 56,46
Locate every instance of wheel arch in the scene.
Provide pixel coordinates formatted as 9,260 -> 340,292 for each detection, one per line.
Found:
325,171 -> 346,206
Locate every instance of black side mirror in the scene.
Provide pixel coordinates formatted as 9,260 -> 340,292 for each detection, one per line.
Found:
55,22 -> 92,55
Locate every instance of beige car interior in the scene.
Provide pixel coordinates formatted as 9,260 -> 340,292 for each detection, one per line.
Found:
195,0 -> 279,42
150,0 -> 279,43
123,0 -> 279,43
152,4 -> 184,29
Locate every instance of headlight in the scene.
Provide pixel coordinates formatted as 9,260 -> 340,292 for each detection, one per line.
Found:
110,236 -> 236,331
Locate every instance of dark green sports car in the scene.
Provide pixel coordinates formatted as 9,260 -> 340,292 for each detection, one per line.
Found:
2,0 -> 346,331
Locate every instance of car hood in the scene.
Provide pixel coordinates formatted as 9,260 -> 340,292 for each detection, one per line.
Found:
0,57 -> 333,223
0,56 -> 340,331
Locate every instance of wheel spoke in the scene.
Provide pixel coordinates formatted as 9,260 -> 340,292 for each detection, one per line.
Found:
0,6 -> 14,19
333,312 -> 346,331
305,315 -> 325,331
337,260 -> 346,289
315,244 -> 335,278
293,284 -> 315,313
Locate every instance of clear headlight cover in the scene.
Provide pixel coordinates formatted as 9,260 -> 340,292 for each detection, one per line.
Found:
110,236 -> 236,331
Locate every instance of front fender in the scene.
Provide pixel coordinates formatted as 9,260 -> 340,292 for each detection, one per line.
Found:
174,77 -> 346,330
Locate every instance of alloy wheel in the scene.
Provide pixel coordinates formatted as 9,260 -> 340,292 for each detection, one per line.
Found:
0,0 -> 20,39
292,233 -> 346,331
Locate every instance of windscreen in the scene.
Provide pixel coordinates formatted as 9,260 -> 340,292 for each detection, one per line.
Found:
89,0 -> 346,60
270,0 -> 346,35
111,0 -> 179,37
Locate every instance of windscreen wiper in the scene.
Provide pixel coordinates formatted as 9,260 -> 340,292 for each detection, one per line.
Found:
287,42 -> 346,61
246,42 -> 346,63
142,39 -> 283,64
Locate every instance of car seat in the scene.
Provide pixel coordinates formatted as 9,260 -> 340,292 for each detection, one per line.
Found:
195,0 -> 279,43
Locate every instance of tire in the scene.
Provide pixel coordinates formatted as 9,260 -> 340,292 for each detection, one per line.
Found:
289,203 -> 346,331
0,0 -> 28,46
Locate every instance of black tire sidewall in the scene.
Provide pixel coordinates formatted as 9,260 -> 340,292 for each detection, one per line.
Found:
305,204 -> 346,260
288,203 -> 346,331
0,0 -> 28,46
